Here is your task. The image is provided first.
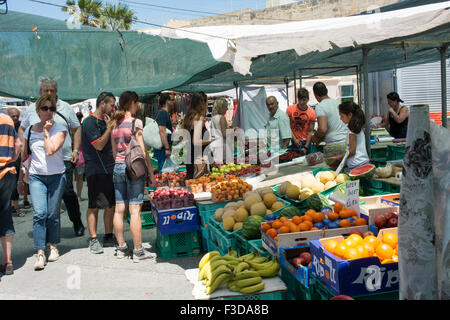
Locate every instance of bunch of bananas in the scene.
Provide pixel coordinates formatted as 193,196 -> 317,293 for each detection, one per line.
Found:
198,249 -> 280,295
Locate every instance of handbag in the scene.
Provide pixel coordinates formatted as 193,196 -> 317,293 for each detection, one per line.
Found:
125,119 -> 149,180
143,112 -> 172,150
21,125 -> 33,184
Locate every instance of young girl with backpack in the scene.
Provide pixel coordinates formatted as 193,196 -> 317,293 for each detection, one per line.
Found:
111,91 -> 156,262
338,102 -> 370,170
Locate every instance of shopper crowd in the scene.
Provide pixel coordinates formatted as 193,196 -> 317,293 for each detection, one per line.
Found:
0,77 -> 405,275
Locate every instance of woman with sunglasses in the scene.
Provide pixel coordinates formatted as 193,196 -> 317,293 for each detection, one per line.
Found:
18,95 -> 68,271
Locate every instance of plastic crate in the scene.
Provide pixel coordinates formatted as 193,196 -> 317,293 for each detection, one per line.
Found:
200,225 -> 210,252
387,145 -> 405,161
196,200 -> 240,226
280,263 -> 320,300
233,229 -> 253,256
155,229 -> 201,260
312,276 -> 399,300
370,147 -> 388,161
361,179 -> 384,190
152,205 -> 199,235
213,291 -> 287,300
126,211 -> 156,230
248,239 -> 271,258
207,217 -> 238,254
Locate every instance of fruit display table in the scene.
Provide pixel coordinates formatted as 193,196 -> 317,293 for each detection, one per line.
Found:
185,268 -> 288,300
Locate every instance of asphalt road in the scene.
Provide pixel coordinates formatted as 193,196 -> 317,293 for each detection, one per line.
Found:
0,182 -> 201,300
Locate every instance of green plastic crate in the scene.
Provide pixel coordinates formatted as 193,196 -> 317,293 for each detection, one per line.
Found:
280,264 -> 320,300
370,147 -> 388,161
312,276 -> 399,300
207,217 -> 238,255
234,229 -> 253,256
387,145 -> 405,161
155,229 -> 201,260
196,200 -> 240,226
248,239 -> 272,258
126,211 -> 156,230
200,226 -> 210,252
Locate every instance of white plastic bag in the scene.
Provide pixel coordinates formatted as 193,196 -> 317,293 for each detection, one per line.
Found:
161,157 -> 179,173
143,116 -> 172,150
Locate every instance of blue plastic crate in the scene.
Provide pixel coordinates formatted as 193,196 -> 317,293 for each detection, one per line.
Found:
152,205 -> 199,235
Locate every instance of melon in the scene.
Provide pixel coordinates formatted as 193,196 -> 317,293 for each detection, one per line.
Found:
335,173 -> 349,183
258,187 -> 274,197
311,182 -> 325,194
299,188 -> 314,200
222,209 -> 235,221
263,193 -> 277,209
244,194 -> 262,211
244,191 -> 261,201
250,202 -> 267,217
271,201 -> 285,212
224,202 -> 239,210
277,181 -> 291,195
286,185 -> 300,200
349,164 -> 376,180
214,208 -> 225,222
300,175 -> 317,190
222,216 -> 235,231
319,171 -> 335,184
234,207 -> 249,222
242,215 -> 265,240
266,209 -> 272,215
375,165 -> 393,178
280,206 -> 302,219
233,222 -> 243,231
324,180 -> 337,190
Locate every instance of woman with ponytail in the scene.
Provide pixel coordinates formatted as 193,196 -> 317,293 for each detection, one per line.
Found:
338,102 -> 369,169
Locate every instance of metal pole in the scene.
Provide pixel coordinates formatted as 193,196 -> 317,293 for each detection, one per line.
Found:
356,65 -> 360,104
293,70 -> 297,104
299,70 -> 302,89
284,76 -> 289,107
234,81 -> 239,111
363,47 -> 371,158
440,45 -> 448,128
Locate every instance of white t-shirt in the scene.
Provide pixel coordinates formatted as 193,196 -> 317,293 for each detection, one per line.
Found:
346,129 -> 369,169
314,98 -> 348,145
21,99 -> 80,162
24,123 -> 68,175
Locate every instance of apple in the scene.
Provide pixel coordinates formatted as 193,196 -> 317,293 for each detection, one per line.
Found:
374,215 -> 387,228
348,229 -> 364,238
291,257 -> 303,268
385,212 -> 397,221
299,252 -> 311,266
363,231 -> 375,238
330,295 -> 354,300
387,216 -> 398,228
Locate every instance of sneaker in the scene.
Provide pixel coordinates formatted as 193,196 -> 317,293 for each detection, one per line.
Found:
0,262 -> 14,275
34,253 -> 47,271
102,234 -> 117,248
88,238 -> 104,254
48,247 -> 59,262
132,247 -> 157,263
115,244 -> 130,259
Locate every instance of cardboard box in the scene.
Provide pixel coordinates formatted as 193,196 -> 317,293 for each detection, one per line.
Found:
261,225 -> 369,257
279,246 -> 315,288
309,227 -> 399,297
359,194 -> 399,225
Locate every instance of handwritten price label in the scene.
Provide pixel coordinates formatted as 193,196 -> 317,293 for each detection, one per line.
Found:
345,180 -> 360,214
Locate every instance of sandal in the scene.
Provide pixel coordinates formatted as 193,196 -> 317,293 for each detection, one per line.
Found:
12,207 -> 25,217
23,200 -> 31,209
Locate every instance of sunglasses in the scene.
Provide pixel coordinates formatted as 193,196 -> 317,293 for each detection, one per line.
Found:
40,106 -> 56,112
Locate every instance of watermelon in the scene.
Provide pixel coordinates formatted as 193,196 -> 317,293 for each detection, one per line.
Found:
279,206 -> 302,219
242,215 -> 265,240
306,193 -> 331,212
349,163 -> 376,180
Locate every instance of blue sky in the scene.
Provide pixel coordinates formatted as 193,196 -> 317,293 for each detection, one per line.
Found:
7,0 -> 268,30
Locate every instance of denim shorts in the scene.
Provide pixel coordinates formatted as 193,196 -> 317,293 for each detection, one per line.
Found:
0,172 -> 16,237
113,163 -> 145,205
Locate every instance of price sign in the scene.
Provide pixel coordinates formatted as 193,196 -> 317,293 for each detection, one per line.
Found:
345,179 -> 360,214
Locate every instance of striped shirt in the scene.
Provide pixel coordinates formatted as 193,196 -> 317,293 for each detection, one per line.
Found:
112,116 -> 143,163
0,110 -> 18,179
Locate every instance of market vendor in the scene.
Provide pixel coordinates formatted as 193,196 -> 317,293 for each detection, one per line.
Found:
310,82 -> 348,169
382,92 -> 409,139
264,96 -> 291,150
286,88 -> 316,155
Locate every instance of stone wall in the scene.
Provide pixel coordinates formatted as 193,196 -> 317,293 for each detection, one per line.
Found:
167,0 -> 403,28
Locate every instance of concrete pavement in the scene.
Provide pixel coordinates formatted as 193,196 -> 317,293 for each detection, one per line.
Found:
0,183 -> 201,300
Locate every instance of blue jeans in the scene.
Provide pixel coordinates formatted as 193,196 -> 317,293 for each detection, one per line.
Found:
113,163 -> 145,205
29,173 -> 66,251
154,148 -> 166,174
289,140 -> 312,154
0,172 -> 16,237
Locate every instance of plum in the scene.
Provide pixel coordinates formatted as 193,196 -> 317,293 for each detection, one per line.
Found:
300,252 -> 311,266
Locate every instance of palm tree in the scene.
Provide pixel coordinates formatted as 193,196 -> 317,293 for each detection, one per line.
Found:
62,0 -> 103,28
102,2 -> 136,31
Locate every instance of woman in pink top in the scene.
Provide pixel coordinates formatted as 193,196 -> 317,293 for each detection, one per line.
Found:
111,91 -> 156,262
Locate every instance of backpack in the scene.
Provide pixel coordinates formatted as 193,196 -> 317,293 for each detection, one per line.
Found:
125,119 -> 148,180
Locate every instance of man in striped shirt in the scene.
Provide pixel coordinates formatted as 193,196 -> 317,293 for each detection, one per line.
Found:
0,110 -> 22,276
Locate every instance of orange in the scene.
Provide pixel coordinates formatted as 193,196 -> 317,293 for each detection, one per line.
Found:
274,235 -> 278,242
278,226 -> 290,234
364,235 -> 380,249
347,234 -> 363,246
334,243 -> 348,259
354,218 -> 367,226
324,239 -> 339,254
354,244 -> 369,258
339,209 -> 353,219
271,220 -> 283,229
291,216 -> 302,225
279,217 -> 289,223
376,243 -> 394,261
381,258 -> 394,264
339,219 -> 352,228
286,222 -> 298,233
311,227 -> 319,230
266,228 -> 277,239
346,208 -> 357,216
392,255 -> 398,262
334,202 -> 343,213
312,211 -> 325,223
303,220 -> 313,229
305,209 -> 316,217
328,212 -> 339,221
261,223 -> 271,233
343,238 -> 357,248
362,242 -> 375,256
382,233 -> 398,249
344,247 -> 361,260
299,222 -> 310,232
303,215 -> 313,223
